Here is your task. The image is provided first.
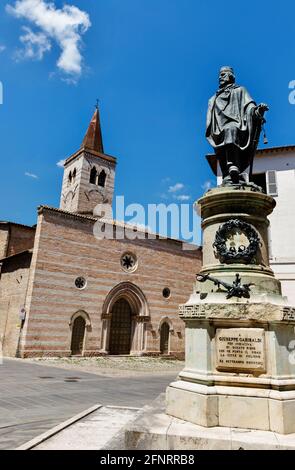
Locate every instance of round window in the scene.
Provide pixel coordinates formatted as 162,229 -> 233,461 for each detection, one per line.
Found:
162,288 -> 171,299
75,277 -> 87,289
120,252 -> 138,273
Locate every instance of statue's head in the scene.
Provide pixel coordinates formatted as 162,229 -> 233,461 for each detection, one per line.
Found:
219,66 -> 235,88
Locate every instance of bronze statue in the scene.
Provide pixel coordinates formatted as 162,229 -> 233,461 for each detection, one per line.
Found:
206,66 -> 268,185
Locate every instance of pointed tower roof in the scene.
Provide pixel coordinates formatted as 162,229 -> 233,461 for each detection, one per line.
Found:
81,107 -> 104,153
64,106 -> 116,167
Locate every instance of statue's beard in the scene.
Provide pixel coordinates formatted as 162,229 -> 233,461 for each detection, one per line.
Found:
219,81 -> 234,90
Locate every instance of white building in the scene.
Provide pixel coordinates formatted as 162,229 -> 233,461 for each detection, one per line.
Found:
206,145 -> 295,305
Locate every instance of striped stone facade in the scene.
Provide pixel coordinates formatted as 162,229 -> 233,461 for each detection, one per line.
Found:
17,207 -> 200,358
0,108 -> 202,358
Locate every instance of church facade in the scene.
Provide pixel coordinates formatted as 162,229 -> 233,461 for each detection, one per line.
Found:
0,109 -> 201,358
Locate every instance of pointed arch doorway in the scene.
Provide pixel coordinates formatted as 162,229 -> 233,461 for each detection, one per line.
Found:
160,322 -> 170,354
71,316 -> 86,355
101,282 -> 150,356
109,298 -> 132,355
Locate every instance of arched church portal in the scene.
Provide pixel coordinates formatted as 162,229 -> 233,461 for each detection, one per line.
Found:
101,282 -> 150,356
109,298 -> 132,355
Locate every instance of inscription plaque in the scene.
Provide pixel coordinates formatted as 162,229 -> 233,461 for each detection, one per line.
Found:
216,328 -> 266,372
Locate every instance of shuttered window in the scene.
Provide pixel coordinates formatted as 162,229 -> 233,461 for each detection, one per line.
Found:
266,170 -> 278,197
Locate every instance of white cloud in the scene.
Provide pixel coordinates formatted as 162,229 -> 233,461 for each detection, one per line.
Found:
168,183 -> 184,193
0,45 -> 6,52
56,159 -> 65,168
174,194 -> 191,201
6,0 -> 91,78
25,171 -> 38,179
15,26 -> 51,61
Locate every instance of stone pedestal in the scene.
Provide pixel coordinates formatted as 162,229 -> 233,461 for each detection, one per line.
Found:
125,394 -> 295,450
166,186 -> 295,434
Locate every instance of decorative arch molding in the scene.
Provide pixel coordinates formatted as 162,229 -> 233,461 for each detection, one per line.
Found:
88,188 -> 104,198
64,190 -> 74,203
69,310 -> 92,331
102,282 -> 150,319
158,316 -> 174,334
100,282 -> 150,355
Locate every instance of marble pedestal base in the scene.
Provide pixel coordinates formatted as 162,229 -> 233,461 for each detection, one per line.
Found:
167,381 -> 295,434
166,298 -> 295,434
165,186 -> 295,435
125,394 -> 295,450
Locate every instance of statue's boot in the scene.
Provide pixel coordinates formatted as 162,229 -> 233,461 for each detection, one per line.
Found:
229,165 -> 240,184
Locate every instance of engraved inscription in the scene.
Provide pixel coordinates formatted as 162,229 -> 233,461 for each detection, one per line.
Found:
216,328 -> 266,372
179,304 -> 206,318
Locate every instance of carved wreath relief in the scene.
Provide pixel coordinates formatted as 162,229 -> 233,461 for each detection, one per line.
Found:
213,219 -> 260,264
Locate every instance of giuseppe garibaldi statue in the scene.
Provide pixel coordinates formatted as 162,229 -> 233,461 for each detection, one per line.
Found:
206,66 -> 269,185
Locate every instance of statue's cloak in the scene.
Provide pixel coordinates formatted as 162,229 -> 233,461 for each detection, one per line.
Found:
206,84 -> 257,152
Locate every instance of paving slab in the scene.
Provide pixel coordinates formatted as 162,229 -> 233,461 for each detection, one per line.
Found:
0,358 -> 178,449
25,406 -> 140,450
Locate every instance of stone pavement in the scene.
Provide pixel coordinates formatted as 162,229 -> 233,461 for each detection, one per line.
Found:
26,406 -> 140,450
0,358 -> 179,450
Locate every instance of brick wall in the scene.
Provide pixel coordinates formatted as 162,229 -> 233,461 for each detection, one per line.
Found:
0,225 -> 9,258
0,252 -> 32,356
7,225 -> 36,257
20,208 -> 201,358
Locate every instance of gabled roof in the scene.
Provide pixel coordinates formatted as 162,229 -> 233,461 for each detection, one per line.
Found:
0,221 -> 36,230
38,205 -> 201,252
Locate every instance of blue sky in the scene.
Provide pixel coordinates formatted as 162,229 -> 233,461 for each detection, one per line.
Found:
1,0 -> 295,239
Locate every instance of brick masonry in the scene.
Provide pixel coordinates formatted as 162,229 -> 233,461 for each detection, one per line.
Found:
18,207 -> 201,358
0,251 -> 32,356
0,222 -> 36,258
0,109 -> 201,358
0,225 -> 9,258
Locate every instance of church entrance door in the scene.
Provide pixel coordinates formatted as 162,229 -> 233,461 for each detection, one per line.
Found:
109,298 -> 132,355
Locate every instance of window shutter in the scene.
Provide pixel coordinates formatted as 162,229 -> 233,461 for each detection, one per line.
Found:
266,170 -> 278,197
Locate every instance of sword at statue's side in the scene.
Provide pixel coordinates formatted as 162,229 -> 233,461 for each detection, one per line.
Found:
196,273 -> 234,291
196,273 -> 255,299
249,103 -> 269,182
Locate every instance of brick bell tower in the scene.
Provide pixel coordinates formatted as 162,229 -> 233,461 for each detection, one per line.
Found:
60,106 -> 117,215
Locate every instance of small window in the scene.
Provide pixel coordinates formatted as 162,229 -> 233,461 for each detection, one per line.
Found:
90,167 -> 97,184
97,170 -> 106,188
72,168 -> 77,181
68,171 -> 72,184
120,252 -> 138,273
266,170 -> 278,197
162,288 -> 171,299
75,277 -> 87,289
